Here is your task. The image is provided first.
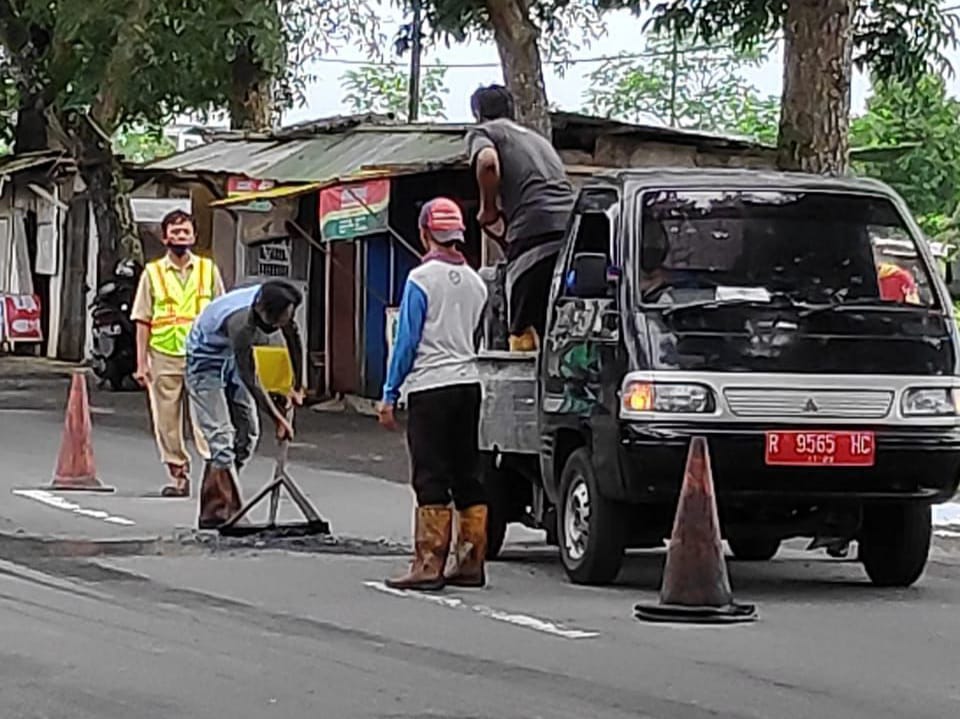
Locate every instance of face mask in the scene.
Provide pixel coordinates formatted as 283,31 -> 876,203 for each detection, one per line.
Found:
167,244 -> 190,257
253,310 -> 276,333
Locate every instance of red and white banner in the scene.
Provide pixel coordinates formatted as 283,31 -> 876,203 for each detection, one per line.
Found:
2,294 -> 43,343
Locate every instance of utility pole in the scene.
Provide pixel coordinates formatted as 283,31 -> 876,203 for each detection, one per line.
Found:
407,0 -> 423,122
668,29 -> 679,127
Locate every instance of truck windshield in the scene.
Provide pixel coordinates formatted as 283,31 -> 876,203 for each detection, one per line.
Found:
637,190 -> 941,310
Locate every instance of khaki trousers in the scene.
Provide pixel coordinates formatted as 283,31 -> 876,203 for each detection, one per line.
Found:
147,351 -> 210,469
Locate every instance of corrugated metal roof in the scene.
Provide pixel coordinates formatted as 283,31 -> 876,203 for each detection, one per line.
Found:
145,127 -> 467,183
0,150 -> 71,176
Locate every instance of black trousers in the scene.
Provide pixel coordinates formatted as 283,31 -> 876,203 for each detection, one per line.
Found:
406,383 -> 485,509
509,254 -> 556,337
507,232 -> 564,338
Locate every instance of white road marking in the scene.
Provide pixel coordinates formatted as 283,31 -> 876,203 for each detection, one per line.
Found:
935,529 -> 960,539
934,502 -> 960,528
364,580 -> 599,639
12,489 -> 136,527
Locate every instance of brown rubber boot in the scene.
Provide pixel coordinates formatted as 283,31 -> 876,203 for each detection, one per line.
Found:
161,463 -> 190,497
386,506 -> 453,591
445,504 -> 489,587
197,463 -> 243,529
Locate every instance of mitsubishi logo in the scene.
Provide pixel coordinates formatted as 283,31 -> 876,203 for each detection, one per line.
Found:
804,398 -> 820,413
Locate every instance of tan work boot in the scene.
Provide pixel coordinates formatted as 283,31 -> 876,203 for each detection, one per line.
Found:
197,463 -> 243,529
386,505 -> 453,591
161,463 -> 190,497
445,504 -> 489,587
509,327 -> 538,352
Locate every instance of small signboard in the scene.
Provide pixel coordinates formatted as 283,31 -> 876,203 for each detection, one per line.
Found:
228,176 -> 275,212
2,294 -> 43,344
319,179 -> 390,241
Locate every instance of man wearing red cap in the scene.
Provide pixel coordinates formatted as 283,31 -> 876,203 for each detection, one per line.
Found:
377,197 -> 490,591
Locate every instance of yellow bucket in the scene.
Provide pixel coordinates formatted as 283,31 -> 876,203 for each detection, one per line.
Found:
253,345 -> 294,395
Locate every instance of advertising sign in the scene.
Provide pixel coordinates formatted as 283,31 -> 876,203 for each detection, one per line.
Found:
319,179 -> 390,241
2,294 -> 43,343
227,176 -> 275,212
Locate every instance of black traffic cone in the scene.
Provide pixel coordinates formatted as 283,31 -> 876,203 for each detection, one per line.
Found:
634,436 -> 757,624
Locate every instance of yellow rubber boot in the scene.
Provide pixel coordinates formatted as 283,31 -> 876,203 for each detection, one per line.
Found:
509,327 -> 538,352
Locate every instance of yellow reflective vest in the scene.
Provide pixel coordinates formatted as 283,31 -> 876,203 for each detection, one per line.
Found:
146,256 -> 216,356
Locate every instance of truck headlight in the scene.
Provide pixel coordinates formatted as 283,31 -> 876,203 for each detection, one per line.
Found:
901,388 -> 960,416
622,381 -> 715,414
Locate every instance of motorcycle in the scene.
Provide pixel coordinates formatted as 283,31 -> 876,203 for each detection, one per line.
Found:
89,258 -> 141,391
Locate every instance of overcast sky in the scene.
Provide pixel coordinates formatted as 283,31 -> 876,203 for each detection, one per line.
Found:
276,6 -> 895,128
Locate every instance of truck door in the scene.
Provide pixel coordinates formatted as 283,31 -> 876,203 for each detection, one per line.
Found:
541,188 -> 621,420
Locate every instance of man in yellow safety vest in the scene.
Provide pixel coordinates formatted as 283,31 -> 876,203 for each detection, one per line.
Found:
131,210 -> 225,496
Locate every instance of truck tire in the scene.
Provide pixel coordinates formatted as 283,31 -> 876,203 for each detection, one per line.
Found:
480,454 -> 510,560
727,535 -> 780,562
859,502 -> 931,588
558,448 -> 626,585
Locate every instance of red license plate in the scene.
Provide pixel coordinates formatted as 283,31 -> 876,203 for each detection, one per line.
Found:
764,431 -> 875,467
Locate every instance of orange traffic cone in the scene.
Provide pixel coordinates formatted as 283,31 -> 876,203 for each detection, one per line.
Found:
634,436 -> 755,624
50,371 -> 114,492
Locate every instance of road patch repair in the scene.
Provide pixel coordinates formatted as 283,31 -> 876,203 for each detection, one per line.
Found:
364,580 -> 600,640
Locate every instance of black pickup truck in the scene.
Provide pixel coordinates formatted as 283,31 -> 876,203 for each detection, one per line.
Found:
477,167 -> 960,588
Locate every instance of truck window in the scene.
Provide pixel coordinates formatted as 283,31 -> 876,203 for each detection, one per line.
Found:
563,211 -> 614,298
559,188 -> 618,300
637,190 -> 941,308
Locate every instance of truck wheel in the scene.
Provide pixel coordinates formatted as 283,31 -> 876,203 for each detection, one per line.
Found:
727,535 -> 780,562
480,455 -> 510,560
558,448 -> 626,585
859,502 -> 931,588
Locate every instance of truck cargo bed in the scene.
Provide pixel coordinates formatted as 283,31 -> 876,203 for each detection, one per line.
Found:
478,350 -> 539,455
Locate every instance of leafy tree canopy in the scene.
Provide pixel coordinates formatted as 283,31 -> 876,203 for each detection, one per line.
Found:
602,0 -> 958,85
583,31 -> 779,143
0,0 -> 382,136
413,0 -> 604,66
341,65 -> 450,121
113,125 -> 177,165
852,73 -> 960,233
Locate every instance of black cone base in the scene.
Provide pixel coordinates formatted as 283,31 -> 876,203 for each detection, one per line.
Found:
634,601 -> 758,624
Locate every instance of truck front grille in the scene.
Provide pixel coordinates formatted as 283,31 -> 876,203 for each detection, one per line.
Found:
723,388 -> 894,419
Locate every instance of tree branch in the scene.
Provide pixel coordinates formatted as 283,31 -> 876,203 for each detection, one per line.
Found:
91,0 -> 152,132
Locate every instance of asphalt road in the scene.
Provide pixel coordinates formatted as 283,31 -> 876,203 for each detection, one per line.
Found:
2,548 -> 960,719
2,368 -> 960,718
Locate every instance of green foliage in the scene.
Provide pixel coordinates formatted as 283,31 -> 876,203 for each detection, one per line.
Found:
600,0 -> 959,86
340,65 -> 449,121
411,0 -> 605,64
850,74 -> 960,221
113,125 -> 176,164
0,0 -> 383,135
583,31 -> 779,143
0,59 -> 15,151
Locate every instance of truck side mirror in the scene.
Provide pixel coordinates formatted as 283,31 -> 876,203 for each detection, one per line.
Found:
567,252 -> 610,297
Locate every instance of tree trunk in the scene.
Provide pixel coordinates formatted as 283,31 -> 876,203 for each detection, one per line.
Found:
230,38 -> 274,131
13,96 -> 49,152
57,195 -> 90,361
65,112 -> 141,281
70,0 -> 150,280
484,0 -> 552,139
777,0 -> 855,174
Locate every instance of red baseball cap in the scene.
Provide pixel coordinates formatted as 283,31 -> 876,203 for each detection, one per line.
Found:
419,197 -> 465,245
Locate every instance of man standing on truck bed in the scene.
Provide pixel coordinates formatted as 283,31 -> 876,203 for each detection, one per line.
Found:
467,84 -> 575,352
377,197 -> 489,591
